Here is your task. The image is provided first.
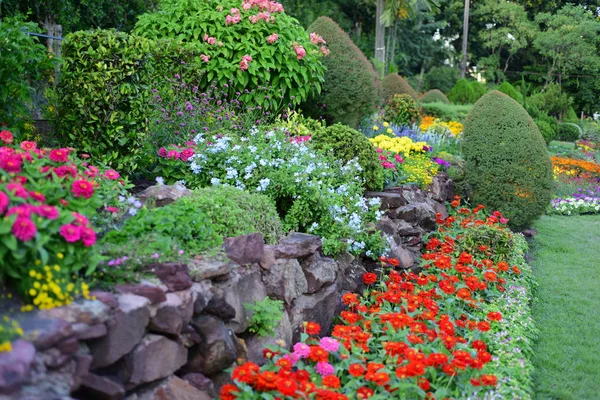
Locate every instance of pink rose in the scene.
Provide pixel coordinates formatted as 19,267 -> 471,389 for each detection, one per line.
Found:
294,45 -> 306,60
267,33 -> 279,44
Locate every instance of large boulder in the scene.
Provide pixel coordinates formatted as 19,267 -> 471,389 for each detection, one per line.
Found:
185,315 -> 239,375
127,376 -> 211,400
245,311 -> 293,365
223,233 -> 265,265
78,373 -> 126,400
0,340 -> 36,394
262,259 -> 308,305
138,184 -> 191,207
147,263 -> 193,292
271,233 -> 322,259
300,254 -> 339,294
290,284 -> 340,342
148,290 -> 195,336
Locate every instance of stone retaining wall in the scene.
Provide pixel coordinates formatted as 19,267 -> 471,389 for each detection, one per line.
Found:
0,175 -> 453,400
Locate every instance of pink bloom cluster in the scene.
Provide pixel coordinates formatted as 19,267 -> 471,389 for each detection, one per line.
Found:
309,32 -> 326,45
242,0 -> 284,13
292,43 -> 306,60
226,8 -> 242,25
158,146 -> 196,161
240,54 -> 253,70
0,130 -> 13,144
200,54 -> 211,62
377,148 -> 404,170
249,11 -> 274,24
289,135 -> 311,144
203,34 -> 217,45
266,33 -> 279,44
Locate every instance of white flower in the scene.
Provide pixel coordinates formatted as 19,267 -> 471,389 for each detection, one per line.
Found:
226,167 -> 238,180
257,178 -> 270,191
155,176 -> 165,186
211,178 -> 221,186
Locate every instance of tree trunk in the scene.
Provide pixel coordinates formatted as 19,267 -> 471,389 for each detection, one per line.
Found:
375,0 -> 386,77
389,20 -> 398,73
460,0 -> 470,78
386,26 -> 392,73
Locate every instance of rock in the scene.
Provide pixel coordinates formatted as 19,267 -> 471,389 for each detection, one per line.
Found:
41,300 -> 111,327
78,373 -> 125,400
56,336 -> 79,355
90,291 -> 119,309
262,259 -> 308,305
259,245 -> 277,270
124,335 -> 188,389
522,228 -> 538,238
428,172 -> 454,202
392,203 -> 436,230
0,340 -> 36,394
180,324 -> 202,348
188,258 -> 231,281
245,312 -> 292,365
389,241 -> 415,269
364,191 -> 407,210
223,233 -> 265,265
72,354 -> 93,391
432,201 -> 448,220
336,252 -> 355,274
218,266 -> 268,333
115,284 -> 166,305
204,290 -> 236,320
300,254 -> 338,294
138,184 -> 191,207
190,281 -> 213,314
271,233 -> 322,259
45,352 -> 71,370
186,315 -> 239,375
148,290 -> 195,336
339,259 -> 367,293
378,217 -> 422,236
209,371 -> 234,395
290,284 -> 340,342
88,294 -> 150,369
149,263 -> 193,292
72,323 -> 108,340
127,376 -> 211,400
17,315 -> 72,351
180,373 -> 216,398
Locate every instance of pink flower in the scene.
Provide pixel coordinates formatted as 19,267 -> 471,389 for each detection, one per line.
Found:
71,180 -> 95,199
105,206 -> 119,213
226,14 -> 241,25
12,217 -> 36,241
60,224 -> 81,243
500,217 -> 509,224
81,227 -> 97,247
208,37 -> 216,45
294,45 -> 306,60
240,55 -> 252,71
158,147 -> 167,157
0,155 -> 23,173
319,337 -> 340,353
49,148 -> 69,163
283,353 -> 300,365
0,130 -> 13,144
35,205 -> 59,219
267,33 -> 279,44
54,165 -> 77,178
200,54 -> 211,62
7,205 -> 33,219
315,362 -> 335,376
230,7 -> 240,14
180,148 -> 195,162
104,169 -> 120,180
7,183 -> 28,199
0,191 -> 9,215
28,191 -> 46,202
73,212 -> 90,227
379,155 -> 387,161
394,154 -> 404,163
310,32 -> 326,45
20,141 -> 37,151
167,150 -> 180,160
85,165 -> 99,178
292,342 -> 310,358
382,161 -> 396,170
376,148 -> 383,153
320,46 -> 330,56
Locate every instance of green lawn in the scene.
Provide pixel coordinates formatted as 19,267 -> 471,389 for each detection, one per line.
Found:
531,215 -> 600,400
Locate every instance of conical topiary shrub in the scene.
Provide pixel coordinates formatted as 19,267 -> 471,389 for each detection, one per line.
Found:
420,89 -> 450,104
462,91 -> 554,229
306,17 -> 380,127
381,73 -> 418,101
448,78 -> 476,105
497,81 -> 523,104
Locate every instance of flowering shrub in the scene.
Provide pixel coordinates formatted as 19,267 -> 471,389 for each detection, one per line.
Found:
155,127 -> 384,256
223,202 -> 536,399
0,317 -> 23,353
370,134 -> 430,155
134,0 -> 326,110
549,186 -> 600,215
382,94 -> 421,127
551,156 -> 600,180
0,135 -> 129,307
420,116 -> 463,137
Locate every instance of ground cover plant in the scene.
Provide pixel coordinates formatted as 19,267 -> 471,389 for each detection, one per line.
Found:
222,201 -> 537,399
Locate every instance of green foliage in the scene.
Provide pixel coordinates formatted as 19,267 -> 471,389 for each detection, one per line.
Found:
497,82 -> 524,104
134,0 -> 325,111
0,16 -> 58,136
580,119 -> 600,142
310,124 -> 384,191
420,102 -> 473,122
448,78 -> 476,105
186,187 -> 283,245
306,16 -> 379,127
557,123 -> 580,142
245,297 -> 284,337
55,30 -> 154,172
381,73 -> 418,101
535,119 -> 557,144
470,81 -> 487,102
423,66 -> 459,94
462,91 -> 554,229
564,107 -> 579,123
274,110 -> 327,137
420,89 -> 449,104
382,94 -> 421,127
462,223 -> 514,260
526,84 -> 573,119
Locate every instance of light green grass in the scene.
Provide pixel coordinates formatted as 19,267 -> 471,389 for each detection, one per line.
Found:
531,215 -> 600,400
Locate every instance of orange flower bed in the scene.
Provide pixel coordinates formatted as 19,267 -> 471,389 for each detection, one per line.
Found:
551,157 -> 600,177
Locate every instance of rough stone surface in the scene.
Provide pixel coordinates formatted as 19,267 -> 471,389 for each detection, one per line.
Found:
149,290 -> 195,336
392,203 -> 437,230
188,258 -> 231,281
219,266 -> 268,333
262,259 -> 308,305
127,376 -> 211,400
364,191 -> 407,210
78,373 -> 125,400
89,291 -> 118,309
186,315 -> 239,375
245,311 -> 292,366
203,290 -> 236,320
190,280 -> 213,314
271,233 -> 322,259
290,284 -> 340,342
41,300 -> 111,327
124,334 -> 188,389
180,373 -> 216,398
223,233 -> 265,265
72,323 -> 107,340
259,245 -> 277,270
138,184 -> 192,207
301,254 -> 338,294
115,284 -> 166,305
148,263 -> 193,292
0,340 -> 36,394
88,294 -> 150,369
56,336 -> 79,355
339,259 -> 367,293
429,172 -> 454,202
389,241 -> 416,269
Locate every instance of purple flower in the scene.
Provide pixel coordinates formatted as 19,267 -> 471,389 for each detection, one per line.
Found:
315,362 -> 335,376
319,337 -> 340,352
292,342 -> 310,358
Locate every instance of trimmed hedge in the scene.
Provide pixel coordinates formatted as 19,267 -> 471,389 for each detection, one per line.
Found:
535,119 -> 557,144
310,123 -> 384,191
420,89 -> 449,104
462,91 -> 554,229
420,102 -> 472,122
423,66 -> 459,93
448,78 -> 475,105
470,81 -> 487,102
307,17 -> 379,127
557,123 -> 580,142
381,73 -> 418,101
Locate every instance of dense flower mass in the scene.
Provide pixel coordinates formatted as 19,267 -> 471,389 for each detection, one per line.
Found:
420,116 -> 463,137
224,201 -> 536,399
549,186 -> 600,215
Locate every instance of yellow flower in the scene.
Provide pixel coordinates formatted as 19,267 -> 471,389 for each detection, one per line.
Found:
56,253 -> 64,260
383,122 -> 390,127
0,342 -> 12,353
386,128 -> 393,134
29,270 -> 36,277
53,265 -> 60,271
29,289 -> 37,296
373,125 -> 379,131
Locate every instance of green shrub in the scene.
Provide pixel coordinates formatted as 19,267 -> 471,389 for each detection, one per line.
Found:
564,107 -> 579,123
448,78 -> 476,105
135,0 -> 325,110
423,66 -> 459,93
557,123 -> 580,142
55,30 -> 154,172
187,186 -> 283,244
420,89 -> 449,104
535,119 -> 557,144
306,17 -> 379,127
311,123 -> 384,191
381,73 -> 418,101
497,81 -> 523,104
581,118 -> 600,141
462,91 -> 554,229
245,297 -> 284,337
470,81 -> 487,102
420,102 -> 473,122
382,94 -> 421,126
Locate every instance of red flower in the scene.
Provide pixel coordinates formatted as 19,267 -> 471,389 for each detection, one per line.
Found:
387,258 -> 400,267
71,180 -> 95,199
0,130 -> 13,144
476,321 -> 491,332
487,311 -> 502,321
276,378 -> 298,396
305,322 -> 321,335
12,217 -> 37,241
418,378 -> 431,391
255,371 -> 278,391
49,148 -> 69,163
322,375 -> 341,389
60,224 -> 82,243
220,384 -> 240,400
232,362 -> 259,385
357,387 -> 374,399
308,345 -> 329,362
362,272 -> 377,285
480,374 -> 498,386
348,363 -> 365,377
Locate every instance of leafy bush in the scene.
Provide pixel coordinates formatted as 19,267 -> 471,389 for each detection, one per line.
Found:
311,124 -> 384,191
423,66 -> 459,93
448,78 -> 476,105
381,73 -> 418,101
564,107 -> 579,123
420,102 -> 473,122
306,16 -> 379,127
470,81 -> 487,102
557,123 -> 580,142
55,30 -> 154,172
535,119 -> 557,144
186,186 -> 283,244
497,82 -> 523,104
382,94 -> 421,127
135,0 -> 326,110
581,118 -> 600,142
463,91 -> 554,229
420,89 -> 449,104
245,297 -> 284,337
